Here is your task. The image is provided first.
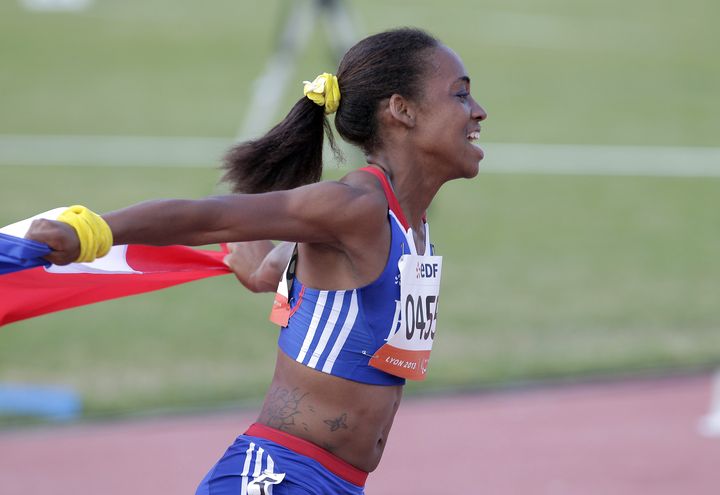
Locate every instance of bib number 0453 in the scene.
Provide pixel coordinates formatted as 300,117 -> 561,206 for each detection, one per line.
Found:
405,294 -> 439,340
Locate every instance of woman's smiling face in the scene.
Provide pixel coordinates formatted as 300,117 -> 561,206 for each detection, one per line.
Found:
412,45 -> 487,180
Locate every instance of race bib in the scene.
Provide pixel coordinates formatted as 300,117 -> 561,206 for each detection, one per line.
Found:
370,253 -> 442,380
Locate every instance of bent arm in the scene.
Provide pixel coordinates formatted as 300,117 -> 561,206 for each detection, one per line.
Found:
224,241 -> 294,293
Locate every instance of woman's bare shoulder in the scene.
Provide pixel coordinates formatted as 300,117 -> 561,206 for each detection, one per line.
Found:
338,168 -> 387,205
282,168 -> 389,244
335,169 -> 389,224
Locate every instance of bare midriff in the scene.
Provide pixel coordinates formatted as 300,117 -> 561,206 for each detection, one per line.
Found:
256,349 -> 404,473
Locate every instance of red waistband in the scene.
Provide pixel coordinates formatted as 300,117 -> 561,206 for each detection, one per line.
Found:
244,423 -> 368,487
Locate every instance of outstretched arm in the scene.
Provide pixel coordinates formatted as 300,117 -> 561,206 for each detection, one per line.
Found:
25,178 -> 387,266
103,181 -> 358,246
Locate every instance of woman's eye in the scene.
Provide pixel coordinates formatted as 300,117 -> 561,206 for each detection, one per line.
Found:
456,92 -> 469,100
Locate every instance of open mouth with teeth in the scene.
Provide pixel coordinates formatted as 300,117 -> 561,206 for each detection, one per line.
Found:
466,130 -> 484,162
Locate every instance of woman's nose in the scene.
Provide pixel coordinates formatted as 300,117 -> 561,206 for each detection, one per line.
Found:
472,98 -> 487,121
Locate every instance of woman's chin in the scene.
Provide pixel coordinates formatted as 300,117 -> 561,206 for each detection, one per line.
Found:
465,163 -> 480,178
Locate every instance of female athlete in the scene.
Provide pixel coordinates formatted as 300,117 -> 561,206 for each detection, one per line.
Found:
26,28 -> 486,494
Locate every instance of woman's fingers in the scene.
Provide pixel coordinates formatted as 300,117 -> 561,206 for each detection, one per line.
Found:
26,218 -> 81,265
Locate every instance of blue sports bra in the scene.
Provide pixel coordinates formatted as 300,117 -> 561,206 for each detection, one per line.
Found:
275,167 -> 431,386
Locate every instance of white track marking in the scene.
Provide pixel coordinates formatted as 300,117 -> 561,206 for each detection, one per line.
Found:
1,135 -> 719,178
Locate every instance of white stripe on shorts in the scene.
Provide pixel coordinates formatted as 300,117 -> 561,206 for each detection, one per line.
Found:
240,442 -> 256,494
253,447 -> 265,478
266,455 -> 275,495
241,442 -> 255,476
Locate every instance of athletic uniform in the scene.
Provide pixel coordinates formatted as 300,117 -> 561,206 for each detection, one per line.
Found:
196,167 -> 435,494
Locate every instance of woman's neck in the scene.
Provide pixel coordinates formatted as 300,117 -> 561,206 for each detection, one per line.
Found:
365,154 -> 442,233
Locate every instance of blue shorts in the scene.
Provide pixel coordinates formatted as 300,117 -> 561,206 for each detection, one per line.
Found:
196,423 -> 367,495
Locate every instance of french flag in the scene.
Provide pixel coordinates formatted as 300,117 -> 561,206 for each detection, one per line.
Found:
0,208 -> 231,326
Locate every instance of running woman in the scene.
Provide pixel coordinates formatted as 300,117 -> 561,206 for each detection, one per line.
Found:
26,28 -> 487,495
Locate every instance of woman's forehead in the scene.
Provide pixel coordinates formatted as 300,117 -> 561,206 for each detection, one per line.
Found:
427,45 -> 469,85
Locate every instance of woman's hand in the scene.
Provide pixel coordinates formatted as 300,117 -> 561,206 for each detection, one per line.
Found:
224,241 -> 293,293
25,219 -> 81,266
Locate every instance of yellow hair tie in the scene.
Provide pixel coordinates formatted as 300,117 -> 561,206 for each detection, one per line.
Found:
57,205 -> 113,263
303,72 -> 341,114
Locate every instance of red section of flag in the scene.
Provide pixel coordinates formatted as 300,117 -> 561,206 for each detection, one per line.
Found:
0,245 -> 230,327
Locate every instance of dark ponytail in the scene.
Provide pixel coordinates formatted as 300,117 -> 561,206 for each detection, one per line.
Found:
222,27 -> 438,193
222,98 -> 339,193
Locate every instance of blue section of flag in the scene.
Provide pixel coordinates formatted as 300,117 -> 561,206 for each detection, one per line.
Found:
0,232 -> 51,274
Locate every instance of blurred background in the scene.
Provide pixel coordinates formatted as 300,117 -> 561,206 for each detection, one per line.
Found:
0,0 -> 719,426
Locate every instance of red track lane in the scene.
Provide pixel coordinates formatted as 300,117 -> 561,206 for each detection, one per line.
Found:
0,374 -> 718,494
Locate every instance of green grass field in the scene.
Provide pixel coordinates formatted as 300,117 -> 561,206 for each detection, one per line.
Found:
2,0 -> 719,144
1,0 -> 719,421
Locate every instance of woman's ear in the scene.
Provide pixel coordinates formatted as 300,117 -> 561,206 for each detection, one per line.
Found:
386,94 -> 416,128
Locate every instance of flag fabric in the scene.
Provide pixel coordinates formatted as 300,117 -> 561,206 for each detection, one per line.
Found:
0,209 -> 231,327
0,232 -> 51,275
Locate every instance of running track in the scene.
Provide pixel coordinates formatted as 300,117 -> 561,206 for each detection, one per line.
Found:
1,373 -> 718,494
